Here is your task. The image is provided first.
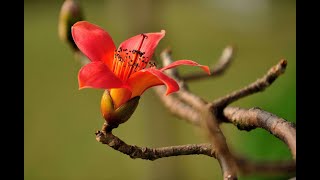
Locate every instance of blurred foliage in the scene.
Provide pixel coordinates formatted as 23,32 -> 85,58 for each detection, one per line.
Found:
24,0 -> 295,180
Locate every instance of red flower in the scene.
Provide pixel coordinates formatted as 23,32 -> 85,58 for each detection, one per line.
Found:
72,21 -> 210,125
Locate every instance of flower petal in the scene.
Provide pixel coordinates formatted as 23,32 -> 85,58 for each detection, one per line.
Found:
78,62 -> 129,90
72,21 -> 116,69
128,68 -> 179,97
160,60 -> 211,74
118,30 -> 165,63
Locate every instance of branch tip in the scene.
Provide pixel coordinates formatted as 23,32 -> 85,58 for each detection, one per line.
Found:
181,44 -> 235,81
212,58 -> 288,108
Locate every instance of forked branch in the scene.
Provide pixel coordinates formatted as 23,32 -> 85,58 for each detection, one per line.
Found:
61,1 -> 296,178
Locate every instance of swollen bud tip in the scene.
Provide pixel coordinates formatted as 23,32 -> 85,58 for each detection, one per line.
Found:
101,90 -> 140,128
58,0 -> 84,51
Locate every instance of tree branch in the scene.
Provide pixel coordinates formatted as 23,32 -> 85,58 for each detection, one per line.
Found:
223,106 -> 296,159
236,157 -> 296,176
159,49 -> 238,180
95,127 -> 213,161
212,59 -> 287,109
154,86 -> 201,126
160,48 -> 207,110
181,45 -> 235,81
203,108 -> 238,180
62,4 -> 295,177
95,125 -> 295,175
153,48 -> 206,126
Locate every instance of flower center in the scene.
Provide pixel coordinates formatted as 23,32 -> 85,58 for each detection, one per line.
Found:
111,34 -> 156,81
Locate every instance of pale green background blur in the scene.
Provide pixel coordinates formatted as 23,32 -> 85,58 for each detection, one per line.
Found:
24,0 -> 296,180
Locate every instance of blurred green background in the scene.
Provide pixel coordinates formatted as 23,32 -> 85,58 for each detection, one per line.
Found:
24,0 -> 296,180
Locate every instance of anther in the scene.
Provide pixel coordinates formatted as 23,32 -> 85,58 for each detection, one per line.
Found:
141,33 -> 148,39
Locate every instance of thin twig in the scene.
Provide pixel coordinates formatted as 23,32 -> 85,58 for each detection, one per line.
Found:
153,49 -> 205,125
95,130 -> 213,161
212,59 -> 287,109
181,45 -> 235,81
223,106 -> 296,159
160,49 -> 207,110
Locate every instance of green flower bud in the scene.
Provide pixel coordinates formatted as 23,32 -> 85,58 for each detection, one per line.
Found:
58,0 -> 84,51
101,90 -> 140,128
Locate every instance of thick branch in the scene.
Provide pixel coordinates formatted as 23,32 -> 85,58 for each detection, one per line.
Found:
203,107 -> 238,180
95,128 -> 295,175
160,48 -> 238,180
212,59 -> 287,108
155,90 -> 238,180
181,45 -> 235,81
223,106 -> 296,159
